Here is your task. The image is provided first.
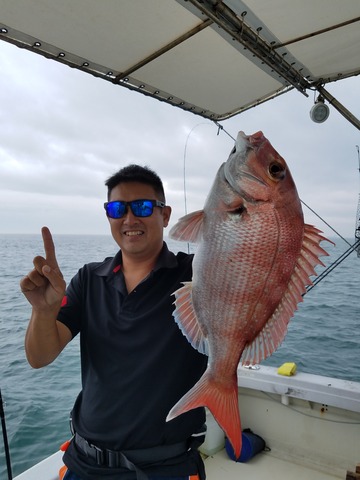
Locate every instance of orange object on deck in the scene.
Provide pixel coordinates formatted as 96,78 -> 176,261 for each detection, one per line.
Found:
59,465 -> 67,480
60,439 -> 71,452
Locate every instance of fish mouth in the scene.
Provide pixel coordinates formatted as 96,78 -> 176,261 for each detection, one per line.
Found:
224,161 -> 266,193
224,131 -> 288,198
223,132 -> 266,195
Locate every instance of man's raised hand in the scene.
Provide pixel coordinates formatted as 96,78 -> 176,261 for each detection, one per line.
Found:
20,227 -> 66,311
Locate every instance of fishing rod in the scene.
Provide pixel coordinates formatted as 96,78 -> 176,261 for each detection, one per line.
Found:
301,145 -> 360,290
0,389 -> 13,480
305,237 -> 360,294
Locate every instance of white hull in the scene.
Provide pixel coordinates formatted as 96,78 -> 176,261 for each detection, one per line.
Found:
13,365 -> 360,479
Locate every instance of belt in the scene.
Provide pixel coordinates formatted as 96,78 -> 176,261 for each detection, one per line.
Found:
74,432 -> 189,479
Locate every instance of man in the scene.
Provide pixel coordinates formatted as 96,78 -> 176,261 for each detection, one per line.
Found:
21,164 -> 208,480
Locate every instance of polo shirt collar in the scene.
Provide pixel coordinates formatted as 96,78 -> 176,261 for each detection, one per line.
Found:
94,241 -> 178,277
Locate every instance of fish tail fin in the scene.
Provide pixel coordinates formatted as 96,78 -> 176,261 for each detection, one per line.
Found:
166,371 -> 242,458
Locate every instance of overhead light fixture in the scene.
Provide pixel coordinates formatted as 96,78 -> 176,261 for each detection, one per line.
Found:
310,95 -> 330,123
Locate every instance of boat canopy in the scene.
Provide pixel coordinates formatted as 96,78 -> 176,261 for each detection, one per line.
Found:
0,0 -> 359,126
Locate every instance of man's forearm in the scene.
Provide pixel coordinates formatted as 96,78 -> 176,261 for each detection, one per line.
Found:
25,309 -> 70,368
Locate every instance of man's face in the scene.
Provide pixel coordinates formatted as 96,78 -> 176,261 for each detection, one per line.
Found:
107,182 -> 171,260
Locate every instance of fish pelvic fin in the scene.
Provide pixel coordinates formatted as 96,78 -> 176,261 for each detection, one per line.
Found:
166,371 -> 242,458
169,210 -> 204,243
172,282 -> 209,355
241,224 -> 334,366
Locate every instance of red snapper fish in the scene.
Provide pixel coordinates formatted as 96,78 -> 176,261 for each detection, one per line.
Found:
167,131 -> 331,457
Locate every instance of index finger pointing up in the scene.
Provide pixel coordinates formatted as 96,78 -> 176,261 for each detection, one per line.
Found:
41,226 -> 59,269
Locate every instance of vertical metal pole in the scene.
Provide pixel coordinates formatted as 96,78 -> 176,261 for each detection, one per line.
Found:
0,389 -> 13,480
355,146 -> 360,257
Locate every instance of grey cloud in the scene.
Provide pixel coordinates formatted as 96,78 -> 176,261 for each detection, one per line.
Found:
0,40 -> 359,239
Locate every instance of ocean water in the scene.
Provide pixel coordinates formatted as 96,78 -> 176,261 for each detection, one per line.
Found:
0,233 -> 359,477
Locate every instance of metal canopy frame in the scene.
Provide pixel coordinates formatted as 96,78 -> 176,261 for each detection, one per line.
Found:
0,0 -> 359,128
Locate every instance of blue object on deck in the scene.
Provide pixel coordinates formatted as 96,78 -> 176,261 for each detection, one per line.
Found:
225,430 -> 265,462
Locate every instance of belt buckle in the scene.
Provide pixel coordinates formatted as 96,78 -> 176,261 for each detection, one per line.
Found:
91,443 -> 105,465
106,448 -> 121,468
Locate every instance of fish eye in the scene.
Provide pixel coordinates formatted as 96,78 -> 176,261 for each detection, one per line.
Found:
269,162 -> 286,179
230,146 -> 236,155
229,205 -> 246,216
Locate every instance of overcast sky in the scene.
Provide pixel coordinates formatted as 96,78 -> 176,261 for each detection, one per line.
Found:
0,40 -> 359,241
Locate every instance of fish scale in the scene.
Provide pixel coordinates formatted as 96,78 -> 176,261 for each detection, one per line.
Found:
167,131 -> 331,458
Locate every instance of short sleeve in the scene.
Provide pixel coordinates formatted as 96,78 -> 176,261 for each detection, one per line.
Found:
57,269 -> 83,338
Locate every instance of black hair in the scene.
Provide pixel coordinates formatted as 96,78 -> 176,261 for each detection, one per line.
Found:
105,164 -> 166,202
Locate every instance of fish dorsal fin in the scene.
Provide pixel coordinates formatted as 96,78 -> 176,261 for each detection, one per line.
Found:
169,210 -> 204,243
241,224 -> 333,366
172,282 -> 209,356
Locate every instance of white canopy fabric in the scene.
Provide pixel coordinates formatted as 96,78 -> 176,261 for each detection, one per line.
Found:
0,0 -> 359,125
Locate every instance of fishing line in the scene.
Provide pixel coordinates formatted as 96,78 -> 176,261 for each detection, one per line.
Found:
213,121 -> 236,141
300,199 -> 358,293
182,121 -> 235,216
182,121 -> 234,254
183,120 -> 235,217
301,200 -> 351,247
182,121 -> 236,256
183,122 -> 212,216
182,122 -> 212,254
302,146 -> 360,291
305,237 -> 360,294
0,389 -> 13,480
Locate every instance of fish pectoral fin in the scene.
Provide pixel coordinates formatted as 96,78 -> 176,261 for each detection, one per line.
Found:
241,224 -> 333,366
172,282 -> 209,356
169,210 -> 204,243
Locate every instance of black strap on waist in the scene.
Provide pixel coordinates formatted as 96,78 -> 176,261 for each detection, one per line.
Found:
74,432 -> 192,480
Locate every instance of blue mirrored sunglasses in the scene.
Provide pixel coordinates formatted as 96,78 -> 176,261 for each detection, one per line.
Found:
104,199 -> 165,219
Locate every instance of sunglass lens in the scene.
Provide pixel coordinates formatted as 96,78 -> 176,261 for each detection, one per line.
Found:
131,200 -> 153,217
107,201 -> 126,218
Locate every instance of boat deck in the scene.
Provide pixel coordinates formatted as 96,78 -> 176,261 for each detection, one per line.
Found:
205,448 -> 343,480
13,445 -> 354,480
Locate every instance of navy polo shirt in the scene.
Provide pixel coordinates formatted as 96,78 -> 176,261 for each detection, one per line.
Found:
58,242 -> 208,478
